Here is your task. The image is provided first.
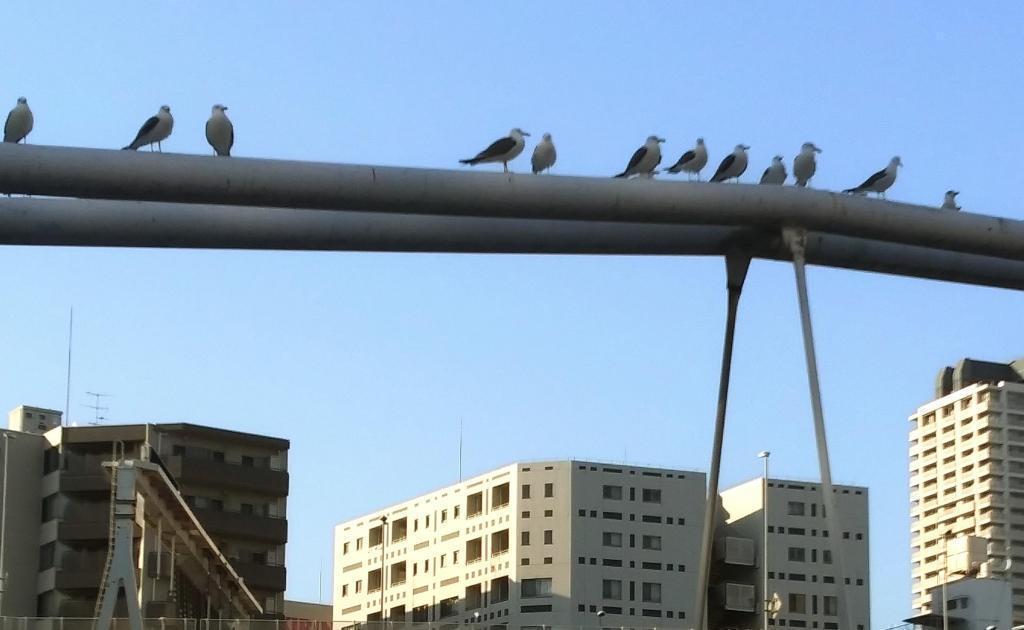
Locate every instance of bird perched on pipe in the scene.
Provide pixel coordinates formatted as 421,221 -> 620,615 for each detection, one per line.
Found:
760,156 -> 787,185
460,128 -> 529,173
793,142 -> 822,187
123,105 -> 174,152
941,190 -> 960,211
4,97 -> 33,144
710,144 -> 750,183
843,156 -> 902,198
614,135 -> 664,178
205,104 -> 234,157
663,138 -> 708,180
531,133 -> 556,174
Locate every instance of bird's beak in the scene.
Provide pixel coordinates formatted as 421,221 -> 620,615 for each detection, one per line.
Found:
223,106 -> 229,111
522,131 -> 531,137
814,147 -> 822,153
658,138 -> 666,143
953,191 -> 959,195
743,145 -> 751,150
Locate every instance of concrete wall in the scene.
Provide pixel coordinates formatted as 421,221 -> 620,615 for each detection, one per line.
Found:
0,429 -> 46,616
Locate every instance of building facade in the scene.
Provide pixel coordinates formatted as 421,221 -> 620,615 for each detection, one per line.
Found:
1,405 -> 289,617
717,478 -> 871,630
333,461 -> 707,628
908,358 -> 1024,623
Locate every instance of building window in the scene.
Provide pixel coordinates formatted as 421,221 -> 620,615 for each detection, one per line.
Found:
642,535 -> 662,551
823,596 -> 837,616
544,483 -> 554,498
439,596 -> 458,618
603,579 -> 623,600
355,580 -> 362,593
492,482 -> 510,508
491,529 -> 510,555
788,547 -> 806,562
521,578 -> 552,598
823,549 -> 833,564
356,538 -> 363,550
522,484 -> 531,499
522,531 -> 531,546
603,512 -> 623,520
544,530 -> 553,544
789,593 -> 807,614
603,485 -> 623,500
441,509 -> 448,523
467,492 -> 483,517
491,576 -> 510,602
642,582 -> 662,603
343,542 -> 349,555
603,532 -> 623,547
341,584 -> 348,596
788,501 -> 806,516
523,511 -> 531,518
467,537 -> 482,562
544,509 -> 553,517
642,488 -> 662,503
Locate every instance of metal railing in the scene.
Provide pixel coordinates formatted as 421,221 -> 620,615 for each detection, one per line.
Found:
0,620 -> 693,630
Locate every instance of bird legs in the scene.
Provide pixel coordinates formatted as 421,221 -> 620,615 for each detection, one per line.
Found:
502,162 -> 509,174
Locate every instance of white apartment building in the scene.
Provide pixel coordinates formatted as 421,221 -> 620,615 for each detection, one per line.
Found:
332,460 -> 707,628
908,357 -> 1024,624
718,478 -> 870,630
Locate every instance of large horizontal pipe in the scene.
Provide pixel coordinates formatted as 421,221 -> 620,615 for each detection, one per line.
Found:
0,144 -> 1022,263
2,197 -> 1023,291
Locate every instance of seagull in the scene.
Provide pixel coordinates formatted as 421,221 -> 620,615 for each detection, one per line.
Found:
123,105 -> 174,152
710,144 -> 750,183
793,142 -> 822,187
664,138 -> 708,180
205,104 -> 234,156
614,135 -> 664,178
759,155 -> 787,185
3,97 -> 33,144
843,156 -> 902,197
460,128 -> 530,173
941,190 -> 961,211
531,133 -> 557,174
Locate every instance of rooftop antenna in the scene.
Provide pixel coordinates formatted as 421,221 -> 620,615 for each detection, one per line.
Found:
63,307 -> 73,426
459,418 -> 464,482
84,391 -> 110,425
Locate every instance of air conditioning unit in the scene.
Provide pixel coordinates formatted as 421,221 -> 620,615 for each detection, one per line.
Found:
947,535 -> 987,576
724,583 -> 756,612
723,537 -> 756,566
147,551 -> 171,578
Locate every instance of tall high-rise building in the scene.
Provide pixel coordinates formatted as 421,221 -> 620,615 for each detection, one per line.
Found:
908,358 -> 1024,623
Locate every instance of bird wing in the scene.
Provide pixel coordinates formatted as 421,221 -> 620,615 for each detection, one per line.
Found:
2,110 -> 13,142
710,154 -> 736,181
853,167 -> 887,191
131,115 -> 160,144
471,136 -> 517,161
759,166 -> 772,184
205,118 -> 213,143
624,146 -> 648,172
676,149 -> 696,167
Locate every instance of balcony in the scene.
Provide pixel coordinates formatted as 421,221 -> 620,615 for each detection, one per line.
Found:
59,472 -> 111,493
230,559 -> 287,592
191,507 -> 288,543
58,520 -> 128,541
164,454 -> 288,496
54,550 -> 107,589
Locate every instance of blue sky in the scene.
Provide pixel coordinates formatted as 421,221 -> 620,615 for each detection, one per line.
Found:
2,2 -> 1023,626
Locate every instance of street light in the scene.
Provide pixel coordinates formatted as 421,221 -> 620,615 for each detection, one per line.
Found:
596,610 -> 606,630
757,451 -> 770,630
379,515 -> 388,629
0,432 -> 18,616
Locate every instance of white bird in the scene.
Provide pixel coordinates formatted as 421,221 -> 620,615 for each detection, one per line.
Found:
205,104 -> 234,157
460,128 -> 529,173
710,144 -> 750,183
531,133 -> 557,174
759,155 -> 787,185
941,190 -> 961,211
3,97 -> 33,144
615,135 -> 664,178
843,156 -> 902,197
793,142 -> 822,187
664,138 -> 708,180
123,105 -> 174,151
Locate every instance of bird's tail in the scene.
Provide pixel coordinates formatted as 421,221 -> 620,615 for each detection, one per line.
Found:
459,158 -> 478,165
841,187 -> 859,194
121,145 -> 137,151
613,172 -> 628,178
795,180 -> 807,188
663,166 -> 680,174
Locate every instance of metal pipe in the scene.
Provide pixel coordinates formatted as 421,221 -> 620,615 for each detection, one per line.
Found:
2,198 -> 1024,291
693,253 -> 751,630
1,144 -> 1023,263
783,228 -> 853,630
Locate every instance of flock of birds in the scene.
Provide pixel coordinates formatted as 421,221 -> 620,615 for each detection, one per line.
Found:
4,97 -> 961,211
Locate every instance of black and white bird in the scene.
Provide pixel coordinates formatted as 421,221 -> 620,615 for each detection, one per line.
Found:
460,128 -> 530,173
793,142 -> 822,187
205,104 -> 234,156
3,97 -> 33,144
843,156 -> 902,197
123,105 -> 174,151
941,190 -> 961,211
614,135 -> 664,178
759,155 -> 787,185
710,144 -> 750,183
664,137 -> 708,180
531,133 -> 556,174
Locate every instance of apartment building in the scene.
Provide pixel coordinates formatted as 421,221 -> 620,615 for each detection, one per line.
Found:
717,478 -> 871,630
332,461 -> 707,628
2,405 -> 290,617
908,357 -> 1024,624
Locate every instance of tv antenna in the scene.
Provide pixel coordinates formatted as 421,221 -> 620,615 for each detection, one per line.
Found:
84,391 -> 111,425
